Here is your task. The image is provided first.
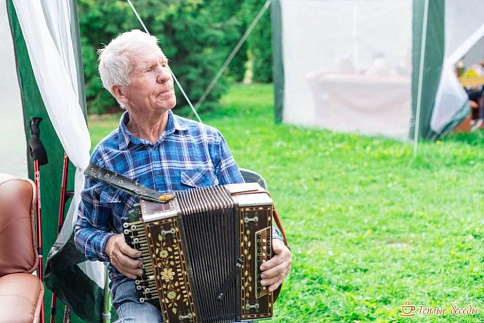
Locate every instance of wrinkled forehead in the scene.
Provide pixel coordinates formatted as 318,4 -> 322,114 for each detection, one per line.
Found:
126,44 -> 166,71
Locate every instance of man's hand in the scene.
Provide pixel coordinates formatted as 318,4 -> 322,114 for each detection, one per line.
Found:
260,239 -> 292,292
105,233 -> 143,279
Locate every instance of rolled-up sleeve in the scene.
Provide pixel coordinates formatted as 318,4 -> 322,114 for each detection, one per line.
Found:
74,177 -> 115,262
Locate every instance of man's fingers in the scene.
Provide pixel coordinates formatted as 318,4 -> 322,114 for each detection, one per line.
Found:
106,234 -> 144,279
261,273 -> 285,293
114,252 -> 142,269
260,256 -> 281,272
260,261 -> 284,278
260,240 -> 290,271
120,268 -> 142,279
260,274 -> 281,287
119,241 -> 142,258
259,238 -> 291,292
111,253 -> 143,279
272,239 -> 285,255
118,265 -> 143,279
268,281 -> 283,293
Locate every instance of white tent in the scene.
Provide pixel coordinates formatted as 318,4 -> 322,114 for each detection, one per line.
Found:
272,0 -> 484,140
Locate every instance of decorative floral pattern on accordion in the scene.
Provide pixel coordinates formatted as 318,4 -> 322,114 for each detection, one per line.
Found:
146,218 -> 197,321
239,205 -> 274,319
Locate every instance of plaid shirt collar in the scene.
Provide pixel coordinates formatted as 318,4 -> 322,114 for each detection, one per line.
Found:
118,110 -> 189,150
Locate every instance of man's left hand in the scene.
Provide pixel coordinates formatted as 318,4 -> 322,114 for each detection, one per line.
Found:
260,239 -> 292,292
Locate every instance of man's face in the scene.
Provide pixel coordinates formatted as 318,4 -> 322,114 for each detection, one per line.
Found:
121,45 -> 176,114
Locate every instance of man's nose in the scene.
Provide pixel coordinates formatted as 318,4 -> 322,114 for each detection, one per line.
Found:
156,65 -> 171,84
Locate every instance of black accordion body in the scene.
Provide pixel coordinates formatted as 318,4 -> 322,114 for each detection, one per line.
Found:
123,183 -> 276,322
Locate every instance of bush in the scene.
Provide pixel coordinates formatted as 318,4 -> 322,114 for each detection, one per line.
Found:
78,0 -> 243,114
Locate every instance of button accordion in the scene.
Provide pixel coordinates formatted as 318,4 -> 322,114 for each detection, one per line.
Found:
122,183 -> 278,322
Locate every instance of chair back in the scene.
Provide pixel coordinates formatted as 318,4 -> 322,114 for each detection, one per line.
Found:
239,168 -> 267,189
0,174 -> 38,277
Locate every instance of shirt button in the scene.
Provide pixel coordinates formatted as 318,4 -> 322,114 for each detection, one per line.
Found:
154,147 -> 158,150
157,172 -> 162,177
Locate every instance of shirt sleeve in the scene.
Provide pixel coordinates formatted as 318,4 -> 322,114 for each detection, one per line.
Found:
213,132 -> 245,185
74,176 -> 116,262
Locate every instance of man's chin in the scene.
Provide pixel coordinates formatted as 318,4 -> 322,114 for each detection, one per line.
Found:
159,97 -> 176,110
168,96 -> 176,109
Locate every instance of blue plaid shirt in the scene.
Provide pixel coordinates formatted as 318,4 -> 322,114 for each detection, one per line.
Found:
74,110 -> 244,293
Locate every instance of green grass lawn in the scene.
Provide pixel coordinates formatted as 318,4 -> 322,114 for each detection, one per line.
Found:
88,84 -> 483,322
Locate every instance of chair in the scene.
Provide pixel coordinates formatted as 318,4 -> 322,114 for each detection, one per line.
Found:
239,168 -> 267,189
0,174 -> 43,323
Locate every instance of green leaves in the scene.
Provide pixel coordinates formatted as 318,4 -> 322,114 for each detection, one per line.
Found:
78,0 -> 250,114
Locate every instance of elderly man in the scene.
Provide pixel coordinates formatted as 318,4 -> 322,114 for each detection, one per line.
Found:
74,30 -> 291,322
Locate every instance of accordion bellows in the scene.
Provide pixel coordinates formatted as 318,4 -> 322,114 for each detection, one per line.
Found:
123,183 -> 275,323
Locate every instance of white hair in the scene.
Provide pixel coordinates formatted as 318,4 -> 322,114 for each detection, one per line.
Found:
98,30 -> 159,108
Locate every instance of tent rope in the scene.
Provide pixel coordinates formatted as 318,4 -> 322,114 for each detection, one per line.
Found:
192,0 -> 272,113
126,0 -> 203,123
413,0 -> 429,157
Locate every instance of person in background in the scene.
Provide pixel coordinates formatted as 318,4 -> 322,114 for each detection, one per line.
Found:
464,59 -> 484,131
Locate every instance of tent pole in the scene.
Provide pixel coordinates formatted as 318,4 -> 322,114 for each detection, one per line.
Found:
50,154 -> 72,323
29,117 -> 48,323
413,0 -> 429,157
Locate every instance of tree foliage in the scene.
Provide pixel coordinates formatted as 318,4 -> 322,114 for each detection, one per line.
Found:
78,0 -> 271,114
243,0 -> 273,83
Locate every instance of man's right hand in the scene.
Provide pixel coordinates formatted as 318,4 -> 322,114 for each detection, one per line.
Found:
105,233 -> 143,279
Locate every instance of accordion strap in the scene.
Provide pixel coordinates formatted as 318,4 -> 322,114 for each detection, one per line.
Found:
272,207 -> 289,248
85,163 -> 174,203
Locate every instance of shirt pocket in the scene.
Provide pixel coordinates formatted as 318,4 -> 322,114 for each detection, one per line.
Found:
181,168 -> 218,188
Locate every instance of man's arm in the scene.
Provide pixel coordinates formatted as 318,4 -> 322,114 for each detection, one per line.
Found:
75,177 -> 143,279
74,179 -> 117,262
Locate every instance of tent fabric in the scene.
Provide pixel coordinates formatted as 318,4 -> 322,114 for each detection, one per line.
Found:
0,1 -> 27,177
410,0 -> 445,140
271,0 -> 284,123
275,0 -> 483,141
7,0 -> 106,321
11,0 -> 91,169
430,0 -> 484,138
463,35 -> 484,68
278,0 -> 413,140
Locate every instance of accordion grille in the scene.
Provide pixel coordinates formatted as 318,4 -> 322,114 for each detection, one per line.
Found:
176,186 -> 238,323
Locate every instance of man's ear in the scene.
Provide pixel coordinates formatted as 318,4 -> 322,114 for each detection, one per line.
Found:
112,84 -> 129,105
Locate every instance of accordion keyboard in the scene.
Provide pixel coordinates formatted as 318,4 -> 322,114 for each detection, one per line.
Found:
123,217 -> 159,303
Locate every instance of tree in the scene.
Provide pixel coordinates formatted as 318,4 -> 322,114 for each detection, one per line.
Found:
243,0 -> 273,83
78,0 -> 241,114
